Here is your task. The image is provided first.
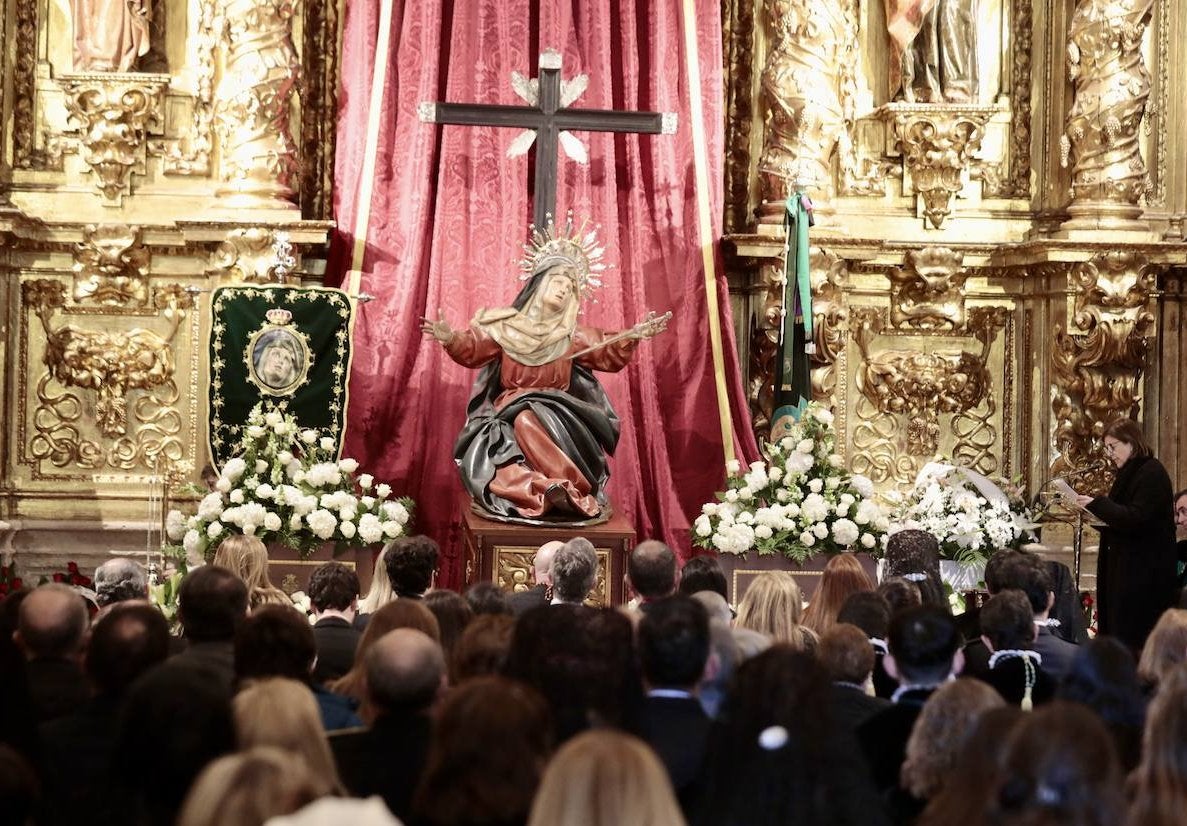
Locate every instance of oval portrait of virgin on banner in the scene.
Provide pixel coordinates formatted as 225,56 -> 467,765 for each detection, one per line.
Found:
247,328 -> 310,396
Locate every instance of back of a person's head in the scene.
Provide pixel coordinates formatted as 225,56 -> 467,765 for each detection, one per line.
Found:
917,706 -> 1024,826
232,678 -> 340,793
93,558 -> 149,607
690,589 -> 733,625
837,589 -> 891,639
212,535 -> 277,599
178,565 -> 249,643
818,622 -> 876,685
116,663 -> 236,825
888,604 -> 961,684
358,546 -> 394,614
551,538 -> 598,603
414,676 -> 553,826
985,549 -> 1029,594
383,535 -> 439,596
17,583 -> 89,659
735,572 -> 814,650
981,589 -> 1036,651
877,577 -> 923,618
463,581 -> 513,616
306,561 -> 359,613
885,531 -> 949,612
1128,666 -> 1187,826
452,613 -> 516,683
989,701 -> 1124,826
902,678 -> 1005,799
678,555 -> 728,600
988,552 -> 1050,613
423,589 -> 474,660
628,540 -> 678,600
330,598 -> 441,700
637,595 -> 709,689
527,730 -> 684,826
1137,609 -> 1187,689
364,628 -> 446,714
1057,637 -> 1146,728
234,604 -> 315,683
175,747 -> 323,826
803,552 -> 875,636
86,602 -> 170,696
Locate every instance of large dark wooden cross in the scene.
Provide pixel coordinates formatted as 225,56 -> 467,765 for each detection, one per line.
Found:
418,49 -> 677,228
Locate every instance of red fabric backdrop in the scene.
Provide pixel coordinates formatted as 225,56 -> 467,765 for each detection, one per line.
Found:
332,0 -> 759,587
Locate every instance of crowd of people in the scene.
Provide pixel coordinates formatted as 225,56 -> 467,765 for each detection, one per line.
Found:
3,475 -> 1187,825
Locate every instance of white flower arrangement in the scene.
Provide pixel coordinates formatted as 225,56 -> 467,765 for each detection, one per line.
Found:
165,404 -> 414,561
693,403 -> 890,563
888,461 -> 1035,565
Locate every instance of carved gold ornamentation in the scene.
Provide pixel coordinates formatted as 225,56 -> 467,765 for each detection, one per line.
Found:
878,103 -> 997,228
722,0 -> 757,233
998,0 -> 1034,198
210,229 -> 296,283
757,0 -> 859,220
1060,0 -> 1153,226
495,549 -> 535,593
13,0 -> 38,168
853,306 -> 1006,456
72,224 -> 151,305
1051,253 -> 1157,493
162,0 -> 217,176
889,247 -> 968,329
22,280 -> 193,441
214,0 -> 300,207
57,73 -> 170,203
299,0 -> 341,218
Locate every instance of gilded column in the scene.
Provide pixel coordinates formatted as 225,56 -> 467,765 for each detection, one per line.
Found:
214,0 -> 300,208
1060,0 -> 1154,232
756,0 -> 858,222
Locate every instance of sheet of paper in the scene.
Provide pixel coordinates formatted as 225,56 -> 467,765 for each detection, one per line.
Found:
1051,477 -> 1080,506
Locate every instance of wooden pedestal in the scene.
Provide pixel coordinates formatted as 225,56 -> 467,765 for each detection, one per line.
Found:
266,544 -> 378,595
461,505 -> 635,607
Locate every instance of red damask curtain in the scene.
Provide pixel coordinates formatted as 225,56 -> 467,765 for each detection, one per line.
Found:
332,0 -> 759,586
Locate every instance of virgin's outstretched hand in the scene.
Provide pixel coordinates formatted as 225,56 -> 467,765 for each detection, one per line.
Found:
420,309 -> 455,344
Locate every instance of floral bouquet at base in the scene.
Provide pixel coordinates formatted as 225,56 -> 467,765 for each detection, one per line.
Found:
693,403 -> 890,563
888,461 -> 1035,565
165,404 -> 414,561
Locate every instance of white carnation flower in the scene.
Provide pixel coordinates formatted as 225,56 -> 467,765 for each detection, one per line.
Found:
198,492 -> 225,520
223,458 -> 247,480
701,502 -> 719,517
382,520 -> 403,539
358,473 -> 374,490
796,439 -> 814,455
376,483 -> 392,498
850,474 -> 875,498
165,510 -> 187,541
242,524 -> 258,536
256,483 -> 275,500
339,458 -> 359,474
725,490 -> 739,503
810,407 -> 834,426
829,454 -> 844,468
808,478 -> 824,494
255,459 -> 268,474
183,529 -> 203,556
289,514 -> 304,531
319,437 -> 336,451
768,466 -> 783,482
861,533 -> 876,549
306,509 -> 337,540
832,518 -> 860,546
300,429 -> 318,444
776,489 -> 790,502
754,524 -> 773,540
264,410 -> 283,428
800,531 -> 816,547
215,478 -> 231,493
246,425 -> 266,439
812,522 -> 829,539
263,512 -> 282,532
229,489 -> 245,505
340,520 -> 357,539
739,488 -> 754,502
694,514 -> 713,537
278,451 -> 294,465
726,459 -> 741,475
207,521 -> 224,539
358,514 -> 384,544
382,501 -> 410,523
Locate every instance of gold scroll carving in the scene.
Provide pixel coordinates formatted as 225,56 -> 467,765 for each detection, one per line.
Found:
1060,0 -> 1154,229
757,0 -> 858,220
214,0 -> 300,207
210,229 -> 298,283
72,224 -> 151,306
1051,252 -> 1157,493
889,247 -> 968,329
57,73 -> 170,203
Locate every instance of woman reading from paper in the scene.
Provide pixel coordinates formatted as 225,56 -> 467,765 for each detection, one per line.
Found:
422,220 -> 669,523
1074,418 -> 1177,652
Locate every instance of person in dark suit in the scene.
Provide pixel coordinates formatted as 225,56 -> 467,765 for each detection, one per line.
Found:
820,623 -> 890,732
38,603 -> 170,826
837,590 -> 896,699
330,628 -> 444,821
637,595 -> 712,813
1175,489 -> 1187,592
1002,554 -> 1079,681
1075,418 -> 1178,653
977,590 -> 1055,709
508,540 -> 561,616
857,605 -> 963,799
14,584 -> 90,724
170,566 -> 248,690
307,562 -> 362,684
628,540 -> 679,608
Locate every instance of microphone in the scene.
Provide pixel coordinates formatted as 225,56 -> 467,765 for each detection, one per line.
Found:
1054,463 -> 1108,482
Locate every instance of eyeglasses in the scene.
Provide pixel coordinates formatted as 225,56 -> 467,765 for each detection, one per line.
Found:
1103,441 -> 1122,454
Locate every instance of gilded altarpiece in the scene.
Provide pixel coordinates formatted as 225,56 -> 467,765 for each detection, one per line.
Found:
0,0 -> 342,577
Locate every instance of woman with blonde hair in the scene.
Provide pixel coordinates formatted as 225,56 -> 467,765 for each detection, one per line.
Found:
1137,608 -> 1187,693
232,678 -> 343,795
213,534 -> 289,610
357,545 -> 395,615
735,571 -> 817,651
175,747 -> 324,826
329,598 -> 440,718
901,678 -> 1004,806
803,553 -> 875,636
527,729 -> 685,826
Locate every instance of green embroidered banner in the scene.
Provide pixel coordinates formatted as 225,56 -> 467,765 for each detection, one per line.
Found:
209,285 -> 354,468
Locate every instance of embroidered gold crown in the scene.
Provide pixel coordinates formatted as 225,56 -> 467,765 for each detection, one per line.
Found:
265,308 -> 293,326
519,212 -> 610,298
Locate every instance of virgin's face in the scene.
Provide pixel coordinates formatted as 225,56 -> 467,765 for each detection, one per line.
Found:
1103,436 -> 1133,469
262,345 -> 295,385
540,271 -> 575,313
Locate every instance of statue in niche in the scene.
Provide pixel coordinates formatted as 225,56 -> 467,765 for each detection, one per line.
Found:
70,0 -> 152,72
885,0 -> 978,103
421,219 -> 670,525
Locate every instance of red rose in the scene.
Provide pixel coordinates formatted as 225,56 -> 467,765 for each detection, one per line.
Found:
12,578 -> 23,589
67,561 -> 80,573
0,583 -> 8,595
1,565 -> 8,578
79,576 -> 93,586
52,572 -> 66,583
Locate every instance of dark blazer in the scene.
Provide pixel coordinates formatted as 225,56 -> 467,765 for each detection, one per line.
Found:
331,707 -> 432,820
639,694 -> 711,806
1087,455 -> 1178,652
872,649 -> 897,699
508,584 -> 548,616
830,683 -> 891,732
25,658 -> 89,724
312,616 -> 361,684
169,640 -> 236,690
1032,626 -> 1078,682
979,656 -> 1056,708
856,687 -> 935,796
